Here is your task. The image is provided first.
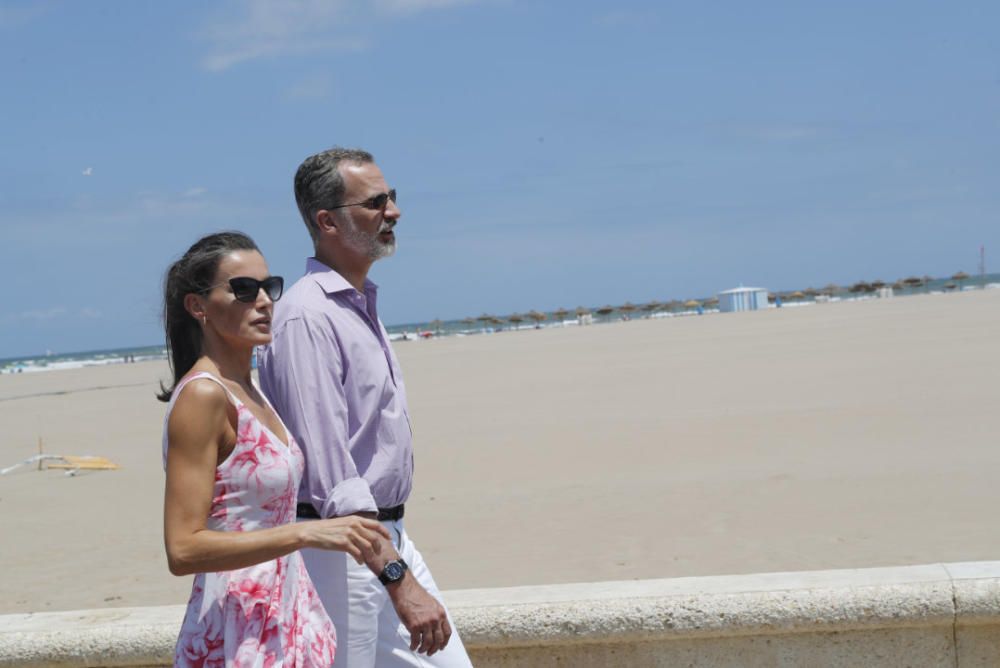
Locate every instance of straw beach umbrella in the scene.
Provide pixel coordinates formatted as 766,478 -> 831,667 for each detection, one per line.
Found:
553,307 -> 569,323
508,313 -> 525,326
952,271 -> 969,289
595,305 -> 616,322
642,300 -> 661,316
683,299 -> 701,309
618,302 -> 638,319
527,310 -> 547,326
849,281 -> 872,294
900,276 -> 924,294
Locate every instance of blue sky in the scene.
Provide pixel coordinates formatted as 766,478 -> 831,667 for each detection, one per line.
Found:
1,0 -> 998,358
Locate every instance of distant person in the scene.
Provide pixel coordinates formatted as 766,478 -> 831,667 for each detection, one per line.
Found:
158,231 -> 389,667
259,148 -> 473,667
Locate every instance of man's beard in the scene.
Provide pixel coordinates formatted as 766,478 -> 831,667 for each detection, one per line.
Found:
340,213 -> 396,261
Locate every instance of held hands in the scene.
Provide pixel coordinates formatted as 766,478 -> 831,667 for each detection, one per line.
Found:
300,516 -> 391,565
388,575 -> 452,655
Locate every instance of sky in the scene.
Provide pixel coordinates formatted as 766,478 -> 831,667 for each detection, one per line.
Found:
1,0 -> 998,358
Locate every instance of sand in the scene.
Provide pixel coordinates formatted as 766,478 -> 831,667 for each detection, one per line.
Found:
1,289 -> 998,614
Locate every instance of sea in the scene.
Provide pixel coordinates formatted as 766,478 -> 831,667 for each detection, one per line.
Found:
3,274 -> 997,375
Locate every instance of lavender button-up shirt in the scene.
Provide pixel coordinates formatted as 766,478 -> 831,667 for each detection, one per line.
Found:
258,258 -> 413,518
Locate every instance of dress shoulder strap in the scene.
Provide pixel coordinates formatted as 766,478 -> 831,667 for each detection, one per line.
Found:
161,371 -> 239,469
171,371 -> 238,405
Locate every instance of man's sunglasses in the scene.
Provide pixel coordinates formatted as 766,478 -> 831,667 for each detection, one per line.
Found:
329,189 -> 397,212
203,276 -> 284,303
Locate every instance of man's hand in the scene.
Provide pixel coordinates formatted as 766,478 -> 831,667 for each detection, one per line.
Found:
360,513 -> 451,655
387,574 -> 452,655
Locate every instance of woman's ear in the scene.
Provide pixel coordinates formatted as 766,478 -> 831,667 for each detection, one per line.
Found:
183,293 -> 208,325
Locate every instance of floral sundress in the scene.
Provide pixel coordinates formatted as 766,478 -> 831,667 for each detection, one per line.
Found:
162,371 -> 336,667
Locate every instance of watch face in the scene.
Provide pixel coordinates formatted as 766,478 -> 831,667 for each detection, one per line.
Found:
385,562 -> 404,581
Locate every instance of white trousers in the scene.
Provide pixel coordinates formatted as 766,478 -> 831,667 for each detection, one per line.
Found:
301,519 -> 473,668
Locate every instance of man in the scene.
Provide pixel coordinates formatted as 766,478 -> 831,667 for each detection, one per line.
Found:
258,148 -> 472,667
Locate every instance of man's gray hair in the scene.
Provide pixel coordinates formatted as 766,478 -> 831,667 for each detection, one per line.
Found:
294,147 -> 375,244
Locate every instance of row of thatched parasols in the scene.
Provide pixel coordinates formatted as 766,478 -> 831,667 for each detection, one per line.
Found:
426,272 -> 973,332
461,301 -> 715,329
844,271 -> 971,295
771,271 -> 972,301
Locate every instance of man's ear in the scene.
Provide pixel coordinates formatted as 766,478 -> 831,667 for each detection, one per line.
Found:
183,293 -> 208,324
315,209 -> 339,233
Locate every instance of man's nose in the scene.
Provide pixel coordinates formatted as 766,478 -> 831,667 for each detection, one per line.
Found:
384,198 -> 401,220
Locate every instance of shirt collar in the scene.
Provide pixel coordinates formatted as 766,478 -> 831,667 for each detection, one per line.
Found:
305,257 -> 378,296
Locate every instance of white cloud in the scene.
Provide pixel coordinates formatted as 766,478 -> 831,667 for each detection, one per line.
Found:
0,187 -> 270,248
82,167 -> 93,176
4,307 -> 102,324
374,0 -> 476,15
711,122 -> 827,143
6,307 -> 66,323
592,10 -> 658,27
756,125 -> 821,142
200,0 -> 363,72
0,2 -> 50,29
199,0 -> 482,72
284,74 -> 335,101
133,189 -> 228,217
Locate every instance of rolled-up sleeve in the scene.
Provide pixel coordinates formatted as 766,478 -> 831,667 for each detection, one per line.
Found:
259,311 -> 379,517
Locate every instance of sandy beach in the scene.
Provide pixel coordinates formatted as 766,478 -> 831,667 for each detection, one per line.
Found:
1,289 -> 998,615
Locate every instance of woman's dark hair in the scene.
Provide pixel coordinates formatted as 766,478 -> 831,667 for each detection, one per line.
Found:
157,231 -> 260,402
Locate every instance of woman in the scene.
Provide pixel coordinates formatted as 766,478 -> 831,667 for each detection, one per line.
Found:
159,231 -> 389,667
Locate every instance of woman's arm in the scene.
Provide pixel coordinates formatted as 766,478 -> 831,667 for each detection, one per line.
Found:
163,378 -> 388,576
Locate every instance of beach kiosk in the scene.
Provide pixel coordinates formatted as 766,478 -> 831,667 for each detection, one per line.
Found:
718,286 -> 769,312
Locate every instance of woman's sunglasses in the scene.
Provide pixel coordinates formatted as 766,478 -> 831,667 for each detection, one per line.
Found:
203,276 -> 284,303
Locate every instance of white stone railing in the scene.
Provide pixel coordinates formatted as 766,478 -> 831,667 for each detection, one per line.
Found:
3,562 -> 1000,667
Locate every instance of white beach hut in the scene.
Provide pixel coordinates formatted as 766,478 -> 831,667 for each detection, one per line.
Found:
718,286 -> 769,312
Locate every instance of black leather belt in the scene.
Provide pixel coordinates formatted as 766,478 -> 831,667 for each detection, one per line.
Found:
296,502 -> 404,522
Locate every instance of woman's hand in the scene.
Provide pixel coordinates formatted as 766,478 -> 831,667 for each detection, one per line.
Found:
300,516 -> 392,564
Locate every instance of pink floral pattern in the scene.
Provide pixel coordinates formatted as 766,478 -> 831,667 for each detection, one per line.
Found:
164,372 -> 336,667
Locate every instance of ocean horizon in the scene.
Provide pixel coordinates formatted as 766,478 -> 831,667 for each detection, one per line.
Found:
4,273 -> 997,375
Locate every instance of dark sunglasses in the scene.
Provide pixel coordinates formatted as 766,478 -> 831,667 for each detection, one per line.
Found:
329,189 -> 397,212
203,276 -> 284,303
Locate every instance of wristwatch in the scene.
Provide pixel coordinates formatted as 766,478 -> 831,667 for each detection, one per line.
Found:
378,558 -> 409,586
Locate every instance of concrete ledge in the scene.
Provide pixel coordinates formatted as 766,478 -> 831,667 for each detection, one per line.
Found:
0,605 -> 184,667
4,561 -> 1000,667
